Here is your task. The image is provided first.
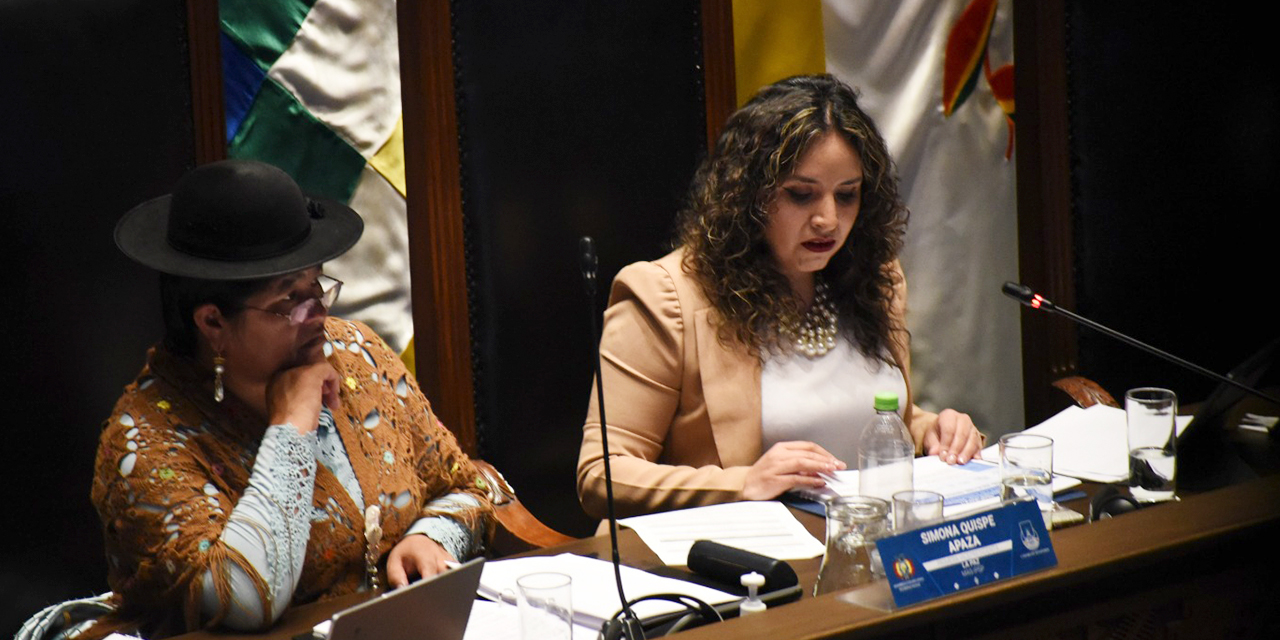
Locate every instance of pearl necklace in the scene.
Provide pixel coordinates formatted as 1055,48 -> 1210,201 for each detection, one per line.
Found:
783,280 -> 838,358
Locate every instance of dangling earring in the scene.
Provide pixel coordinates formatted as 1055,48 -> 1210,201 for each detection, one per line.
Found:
213,354 -> 226,403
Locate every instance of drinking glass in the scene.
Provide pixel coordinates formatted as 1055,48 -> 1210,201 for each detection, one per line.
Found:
892,490 -> 945,532
516,572 -> 573,640
814,495 -> 890,596
1126,387 -> 1177,502
999,433 -> 1054,529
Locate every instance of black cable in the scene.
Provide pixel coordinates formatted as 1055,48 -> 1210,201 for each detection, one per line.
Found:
600,593 -> 723,639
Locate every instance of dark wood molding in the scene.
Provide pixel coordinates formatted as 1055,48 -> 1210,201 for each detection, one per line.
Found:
1013,0 -> 1078,424
700,0 -> 736,149
397,0 -> 478,454
186,0 -> 226,164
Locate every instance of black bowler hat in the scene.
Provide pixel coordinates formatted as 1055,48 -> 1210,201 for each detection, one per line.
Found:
115,160 -> 364,280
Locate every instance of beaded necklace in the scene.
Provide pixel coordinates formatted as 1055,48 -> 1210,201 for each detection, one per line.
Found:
782,279 -> 838,358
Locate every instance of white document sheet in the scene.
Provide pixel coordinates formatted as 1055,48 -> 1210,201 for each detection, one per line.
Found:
478,553 -> 736,629
617,500 -> 825,566
977,404 -> 1193,483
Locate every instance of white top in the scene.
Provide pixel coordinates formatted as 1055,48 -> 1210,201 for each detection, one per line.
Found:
760,338 -> 908,464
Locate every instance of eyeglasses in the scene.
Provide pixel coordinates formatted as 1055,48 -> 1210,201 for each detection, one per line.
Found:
242,275 -> 343,326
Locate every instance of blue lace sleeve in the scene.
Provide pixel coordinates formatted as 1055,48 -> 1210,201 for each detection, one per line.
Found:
199,424 -> 318,629
404,492 -> 484,560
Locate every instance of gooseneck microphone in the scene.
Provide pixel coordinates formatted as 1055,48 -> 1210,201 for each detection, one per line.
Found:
580,236 -> 598,298
1002,282 -> 1280,405
579,237 -> 645,640
581,238 -> 726,637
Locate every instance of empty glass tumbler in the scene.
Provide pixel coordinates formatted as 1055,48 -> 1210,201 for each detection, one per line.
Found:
814,495 -> 891,596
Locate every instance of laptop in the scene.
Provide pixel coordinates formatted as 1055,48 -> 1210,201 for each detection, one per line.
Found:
309,558 -> 484,640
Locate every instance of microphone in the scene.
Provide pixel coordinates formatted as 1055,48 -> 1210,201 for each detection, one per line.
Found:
579,237 -> 644,640
580,236 -> 598,297
1002,281 -> 1280,405
582,238 -> 724,637
1001,281 -> 1055,311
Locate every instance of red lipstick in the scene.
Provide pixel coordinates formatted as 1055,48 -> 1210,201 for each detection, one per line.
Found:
802,238 -> 836,252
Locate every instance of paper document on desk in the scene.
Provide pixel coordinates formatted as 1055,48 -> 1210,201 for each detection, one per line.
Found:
478,553 -> 736,629
793,455 -> 1080,517
978,404 -> 1193,483
618,500 -> 825,565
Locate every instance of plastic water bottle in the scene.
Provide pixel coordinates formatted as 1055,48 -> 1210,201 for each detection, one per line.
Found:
857,391 -> 914,515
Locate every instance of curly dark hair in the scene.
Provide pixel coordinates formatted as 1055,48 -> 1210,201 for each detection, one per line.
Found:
676,74 -> 908,363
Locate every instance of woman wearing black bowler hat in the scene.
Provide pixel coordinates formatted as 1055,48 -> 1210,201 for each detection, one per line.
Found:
78,160 -> 494,638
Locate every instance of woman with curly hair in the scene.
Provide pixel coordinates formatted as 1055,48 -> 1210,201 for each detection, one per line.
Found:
577,74 -> 983,519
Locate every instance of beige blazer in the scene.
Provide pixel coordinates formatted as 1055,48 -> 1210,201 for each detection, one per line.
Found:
577,248 -> 934,519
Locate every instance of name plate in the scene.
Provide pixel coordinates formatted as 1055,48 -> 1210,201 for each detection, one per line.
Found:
874,499 -> 1057,607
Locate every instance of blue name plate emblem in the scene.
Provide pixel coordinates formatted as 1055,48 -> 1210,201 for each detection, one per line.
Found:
874,499 -> 1057,607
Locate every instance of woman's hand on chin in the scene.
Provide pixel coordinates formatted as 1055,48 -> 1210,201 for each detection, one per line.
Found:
742,441 -> 846,501
922,409 -> 984,464
266,362 -> 341,434
386,535 -> 456,588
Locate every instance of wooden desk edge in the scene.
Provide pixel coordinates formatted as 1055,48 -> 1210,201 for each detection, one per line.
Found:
674,474 -> 1280,640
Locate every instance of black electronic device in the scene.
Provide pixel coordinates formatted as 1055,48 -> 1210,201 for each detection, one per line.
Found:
1089,485 -> 1148,521
686,540 -> 799,593
1175,337 -> 1280,490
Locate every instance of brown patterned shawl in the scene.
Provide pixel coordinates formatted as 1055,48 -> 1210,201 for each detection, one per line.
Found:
88,317 -> 494,638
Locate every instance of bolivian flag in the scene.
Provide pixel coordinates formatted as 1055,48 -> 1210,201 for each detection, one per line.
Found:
220,0 -> 415,366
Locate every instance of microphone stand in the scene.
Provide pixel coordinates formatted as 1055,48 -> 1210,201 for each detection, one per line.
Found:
580,237 -> 645,640
1002,282 -> 1280,406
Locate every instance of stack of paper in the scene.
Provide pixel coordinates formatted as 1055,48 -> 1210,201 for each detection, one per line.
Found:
983,405 -> 1126,482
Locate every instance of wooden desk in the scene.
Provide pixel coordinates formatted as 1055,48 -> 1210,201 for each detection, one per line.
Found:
177,475 -> 1280,639
678,475 -> 1280,640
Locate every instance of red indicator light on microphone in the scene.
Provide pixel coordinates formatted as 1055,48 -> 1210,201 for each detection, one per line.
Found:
1031,295 -> 1045,309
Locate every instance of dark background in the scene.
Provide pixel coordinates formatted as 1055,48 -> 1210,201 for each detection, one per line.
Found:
2,0 -> 192,634
450,0 -> 708,538
1064,1 -> 1279,405
3,0 -> 1275,635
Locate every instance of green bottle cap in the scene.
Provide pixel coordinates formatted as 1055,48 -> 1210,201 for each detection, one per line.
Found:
873,391 -> 899,412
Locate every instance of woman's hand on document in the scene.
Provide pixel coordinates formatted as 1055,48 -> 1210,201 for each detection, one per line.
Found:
742,441 -> 846,501
922,409 -> 984,464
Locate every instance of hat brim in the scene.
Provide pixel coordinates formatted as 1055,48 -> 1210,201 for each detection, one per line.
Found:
114,193 -> 365,280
